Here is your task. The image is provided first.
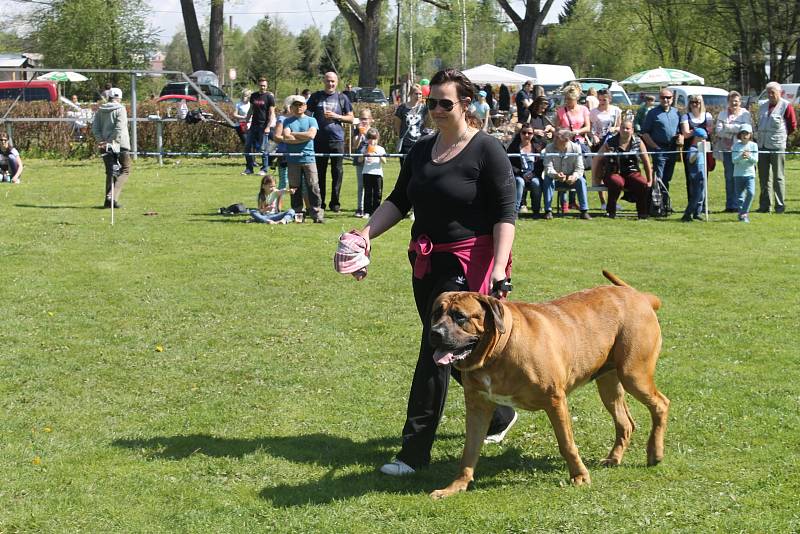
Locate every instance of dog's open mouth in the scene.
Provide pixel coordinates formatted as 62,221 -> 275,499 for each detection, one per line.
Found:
432,343 -> 476,366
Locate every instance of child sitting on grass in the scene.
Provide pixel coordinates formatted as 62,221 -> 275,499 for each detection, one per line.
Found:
360,128 -> 387,218
249,174 -> 295,224
731,123 -> 758,223
681,128 -> 707,222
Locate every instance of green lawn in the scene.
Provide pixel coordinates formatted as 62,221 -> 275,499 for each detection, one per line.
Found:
1,156 -> 799,532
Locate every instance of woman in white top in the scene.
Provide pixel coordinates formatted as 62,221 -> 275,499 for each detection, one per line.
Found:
713,90 -> 752,211
589,89 -> 621,208
585,87 -> 599,110
234,89 -> 252,127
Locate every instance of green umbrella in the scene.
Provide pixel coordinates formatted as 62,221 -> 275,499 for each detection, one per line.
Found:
37,71 -> 89,82
620,67 -> 704,87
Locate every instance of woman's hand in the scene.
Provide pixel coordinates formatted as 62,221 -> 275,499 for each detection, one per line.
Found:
490,268 -> 510,299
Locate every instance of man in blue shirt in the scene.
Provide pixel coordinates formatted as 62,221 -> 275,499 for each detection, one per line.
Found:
306,71 -> 354,212
280,95 -> 325,223
641,89 -> 682,191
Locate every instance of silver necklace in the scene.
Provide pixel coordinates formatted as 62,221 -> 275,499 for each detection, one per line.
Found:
433,127 -> 470,162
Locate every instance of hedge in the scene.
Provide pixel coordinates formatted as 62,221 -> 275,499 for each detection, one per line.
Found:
1,101 -> 797,159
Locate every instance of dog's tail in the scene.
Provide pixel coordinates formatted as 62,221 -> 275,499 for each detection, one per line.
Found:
602,270 -> 661,311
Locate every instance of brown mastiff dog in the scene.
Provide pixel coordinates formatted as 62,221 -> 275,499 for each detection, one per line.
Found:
428,271 -> 669,499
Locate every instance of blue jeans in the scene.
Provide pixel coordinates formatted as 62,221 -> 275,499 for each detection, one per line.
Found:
277,161 -> 288,189
722,151 -> 736,210
734,175 -> 755,215
249,208 -> 295,223
651,147 -> 677,190
683,173 -> 705,219
244,127 -> 268,173
544,175 -> 588,212
355,164 -> 365,212
515,175 -> 543,213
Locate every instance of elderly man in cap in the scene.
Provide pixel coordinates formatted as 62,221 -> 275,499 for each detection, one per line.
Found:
92,87 -> 131,208
756,81 -> 797,213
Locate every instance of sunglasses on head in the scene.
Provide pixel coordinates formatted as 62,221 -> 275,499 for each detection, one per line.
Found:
426,98 -> 462,111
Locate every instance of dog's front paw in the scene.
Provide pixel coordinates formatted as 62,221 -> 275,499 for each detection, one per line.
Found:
570,472 -> 591,486
600,456 -> 621,467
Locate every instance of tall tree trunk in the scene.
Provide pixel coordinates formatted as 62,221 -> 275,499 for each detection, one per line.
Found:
180,0 -> 208,72
794,40 -> 800,82
332,0 -> 380,86
496,0 -> 557,66
208,0 -> 224,76
331,0 -> 447,86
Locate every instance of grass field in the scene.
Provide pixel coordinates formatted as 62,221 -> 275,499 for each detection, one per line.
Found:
1,156 -> 799,532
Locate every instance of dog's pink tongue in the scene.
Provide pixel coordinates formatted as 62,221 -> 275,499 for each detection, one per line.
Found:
433,348 -> 455,366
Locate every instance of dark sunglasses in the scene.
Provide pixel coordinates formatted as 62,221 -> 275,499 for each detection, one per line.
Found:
427,98 -> 462,111
660,95 -> 673,99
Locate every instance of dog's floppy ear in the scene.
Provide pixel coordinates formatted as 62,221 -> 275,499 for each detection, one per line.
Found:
478,294 -> 505,334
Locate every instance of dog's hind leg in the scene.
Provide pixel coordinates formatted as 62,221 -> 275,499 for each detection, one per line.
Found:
544,394 -> 591,485
618,353 -> 670,466
596,372 -> 636,467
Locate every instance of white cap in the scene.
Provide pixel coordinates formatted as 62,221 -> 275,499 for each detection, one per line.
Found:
109,87 -> 123,99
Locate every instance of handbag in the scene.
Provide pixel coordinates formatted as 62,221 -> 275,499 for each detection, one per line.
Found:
706,151 -> 716,173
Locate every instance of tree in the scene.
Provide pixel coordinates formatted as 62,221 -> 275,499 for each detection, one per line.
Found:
297,27 -> 324,80
164,30 -> 193,74
495,0 -> 558,64
243,17 -> 300,96
31,0 -> 158,85
179,0 -> 225,75
331,0 -> 449,87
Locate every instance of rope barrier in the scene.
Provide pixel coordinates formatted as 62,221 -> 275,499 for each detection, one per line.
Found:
134,149 -> 800,158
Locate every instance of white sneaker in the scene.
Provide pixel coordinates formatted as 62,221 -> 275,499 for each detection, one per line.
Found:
379,459 -> 415,476
518,205 -> 529,213
484,411 -> 518,444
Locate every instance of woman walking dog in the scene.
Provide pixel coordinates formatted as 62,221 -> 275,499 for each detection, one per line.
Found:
349,68 -> 518,476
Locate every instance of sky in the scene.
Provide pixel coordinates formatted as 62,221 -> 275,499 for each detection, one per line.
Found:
3,0 -> 565,46
144,0 -> 565,44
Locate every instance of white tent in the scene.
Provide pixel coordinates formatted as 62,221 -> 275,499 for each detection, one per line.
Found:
462,64 -> 531,86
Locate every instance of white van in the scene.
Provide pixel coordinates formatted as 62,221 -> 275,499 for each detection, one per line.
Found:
757,83 -> 799,105
513,64 -> 576,94
666,86 -> 729,110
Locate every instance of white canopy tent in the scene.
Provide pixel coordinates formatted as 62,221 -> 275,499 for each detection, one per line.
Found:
462,64 -> 531,86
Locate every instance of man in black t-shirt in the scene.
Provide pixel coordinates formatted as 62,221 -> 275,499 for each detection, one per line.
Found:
305,71 -> 354,211
242,77 -> 276,175
515,80 -> 534,123
343,83 -> 357,104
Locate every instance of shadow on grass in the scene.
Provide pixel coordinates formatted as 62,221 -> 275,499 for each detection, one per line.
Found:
112,432 -> 562,505
14,203 -> 100,210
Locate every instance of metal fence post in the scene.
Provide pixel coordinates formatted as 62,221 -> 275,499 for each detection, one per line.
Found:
156,120 -> 163,166
130,73 -> 138,160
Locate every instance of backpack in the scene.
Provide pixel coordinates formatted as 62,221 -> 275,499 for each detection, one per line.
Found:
649,176 -> 671,217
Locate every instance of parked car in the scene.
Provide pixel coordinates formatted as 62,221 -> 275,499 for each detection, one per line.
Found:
556,78 -> 632,106
0,80 -> 59,102
156,94 -> 206,104
665,85 -> 729,110
513,64 -> 576,94
756,83 -> 799,106
159,82 -> 230,103
355,87 -> 389,106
